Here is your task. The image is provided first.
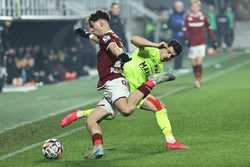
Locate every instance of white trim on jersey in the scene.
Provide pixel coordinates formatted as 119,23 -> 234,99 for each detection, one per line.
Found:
188,22 -> 205,27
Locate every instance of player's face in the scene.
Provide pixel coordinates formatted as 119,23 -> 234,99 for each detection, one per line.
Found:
191,3 -> 201,14
162,46 -> 176,61
175,2 -> 184,13
89,20 -> 104,37
111,4 -> 120,15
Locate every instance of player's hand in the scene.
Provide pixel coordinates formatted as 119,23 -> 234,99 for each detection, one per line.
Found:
156,42 -> 168,49
118,53 -> 131,69
212,41 -> 218,50
74,28 -> 91,38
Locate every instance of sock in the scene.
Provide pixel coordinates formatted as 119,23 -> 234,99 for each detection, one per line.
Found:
144,80 -> 156,89
192,65 -> 198,81
138,83 -> 152,98
155,108 -> 176,144
92,133 -> 103,145
196,65 -> 202,82
76,108 -> 94,118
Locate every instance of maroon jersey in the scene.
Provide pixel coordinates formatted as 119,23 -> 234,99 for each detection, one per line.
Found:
97,31 -> 124,88
183,12 -> 215,46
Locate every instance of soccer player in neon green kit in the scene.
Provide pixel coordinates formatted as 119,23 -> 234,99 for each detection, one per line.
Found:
61,35 -> 188,151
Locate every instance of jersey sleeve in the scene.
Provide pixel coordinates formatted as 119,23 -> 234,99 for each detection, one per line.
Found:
183,16 -> 190,41
99,34 -> 117,50
205,16 -> 216,42
138,47 -> 159,58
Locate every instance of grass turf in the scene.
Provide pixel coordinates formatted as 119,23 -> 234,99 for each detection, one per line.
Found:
0,52 -> 250,167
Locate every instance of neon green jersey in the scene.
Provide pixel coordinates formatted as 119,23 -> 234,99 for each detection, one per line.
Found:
123,47 -> 164,92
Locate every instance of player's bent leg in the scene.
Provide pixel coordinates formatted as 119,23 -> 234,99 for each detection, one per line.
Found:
114,90 -> 147,116
196,57 -> 203,83
142,95 -> 188,150
192,58 -> 201,88
114,74 -> 176,117
60,110 -> 78,128
85,106 -> 109,159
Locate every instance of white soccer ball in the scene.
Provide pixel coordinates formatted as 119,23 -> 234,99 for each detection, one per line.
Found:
42,138 -> 63,159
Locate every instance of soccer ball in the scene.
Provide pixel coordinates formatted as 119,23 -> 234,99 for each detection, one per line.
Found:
42,138 -> 63,159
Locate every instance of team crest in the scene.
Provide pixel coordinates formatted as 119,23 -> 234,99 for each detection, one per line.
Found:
103,35 -> 111,43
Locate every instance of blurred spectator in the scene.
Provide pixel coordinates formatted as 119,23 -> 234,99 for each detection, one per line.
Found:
225,6 -> 235,48
109,2 -> 129,52
77,37 -> 96,69
144,17 -> 156,41
0,63 -> 7,92
33,45 -> 46,82
168,0 -> 186,71
6,48 -> 18,84
184,0 -> 216,88
216,8 -> 230,50
207,4 -> 217,33
0,20 -> 98,87
2,21 -> 12,50
204,0 -> 215,5
44,49 -> 67,83
207,4 -> 217,55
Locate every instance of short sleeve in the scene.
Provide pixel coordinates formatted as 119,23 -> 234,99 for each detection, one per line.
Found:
138,47 -> 159,59
99,34 -> 117,50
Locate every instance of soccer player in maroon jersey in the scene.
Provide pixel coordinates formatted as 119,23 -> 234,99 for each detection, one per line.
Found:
72,10 -> 175,159
183,0 -> 217,88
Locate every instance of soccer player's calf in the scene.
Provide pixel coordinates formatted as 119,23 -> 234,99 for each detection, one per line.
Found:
141,95 -> 188,150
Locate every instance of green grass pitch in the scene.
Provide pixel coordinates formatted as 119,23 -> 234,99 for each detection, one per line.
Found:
0,51 -> 250,167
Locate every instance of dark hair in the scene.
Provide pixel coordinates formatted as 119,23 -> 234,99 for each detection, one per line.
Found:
167,39 -> 182,56
111,2 -> 119,7
88,10 -> 110,26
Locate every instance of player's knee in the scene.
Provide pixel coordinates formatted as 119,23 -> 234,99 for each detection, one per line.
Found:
86,116 -> 97,126
120,106 -> 134,117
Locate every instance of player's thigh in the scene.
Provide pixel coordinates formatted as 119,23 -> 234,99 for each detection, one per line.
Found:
191,58 -> 197,65
196,56 -> 204,64
114,97 -> 132,115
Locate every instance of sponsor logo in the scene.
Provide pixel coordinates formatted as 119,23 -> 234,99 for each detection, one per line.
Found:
139,61 -> 150,77
188,22 -> 204,27
103,35 -> 111,43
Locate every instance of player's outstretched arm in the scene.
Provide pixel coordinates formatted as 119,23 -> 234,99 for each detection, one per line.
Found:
74,27 -> 99,43
131,35 -> 167,49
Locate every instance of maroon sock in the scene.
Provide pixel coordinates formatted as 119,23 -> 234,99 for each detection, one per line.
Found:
138,84 -> 151,98
92,133 -> 103,145
197,65 -> 202,81
192,65 -> 198,80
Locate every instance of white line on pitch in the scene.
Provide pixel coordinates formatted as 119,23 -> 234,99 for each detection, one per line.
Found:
0,58 -> 249,161
0,99 -> 98,134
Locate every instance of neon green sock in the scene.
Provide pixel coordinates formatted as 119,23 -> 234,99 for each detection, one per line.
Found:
76,108 -> 94,118
155,108 -> 173,137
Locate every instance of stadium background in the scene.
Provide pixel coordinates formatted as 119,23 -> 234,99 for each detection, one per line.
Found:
0,0 -> 250,166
